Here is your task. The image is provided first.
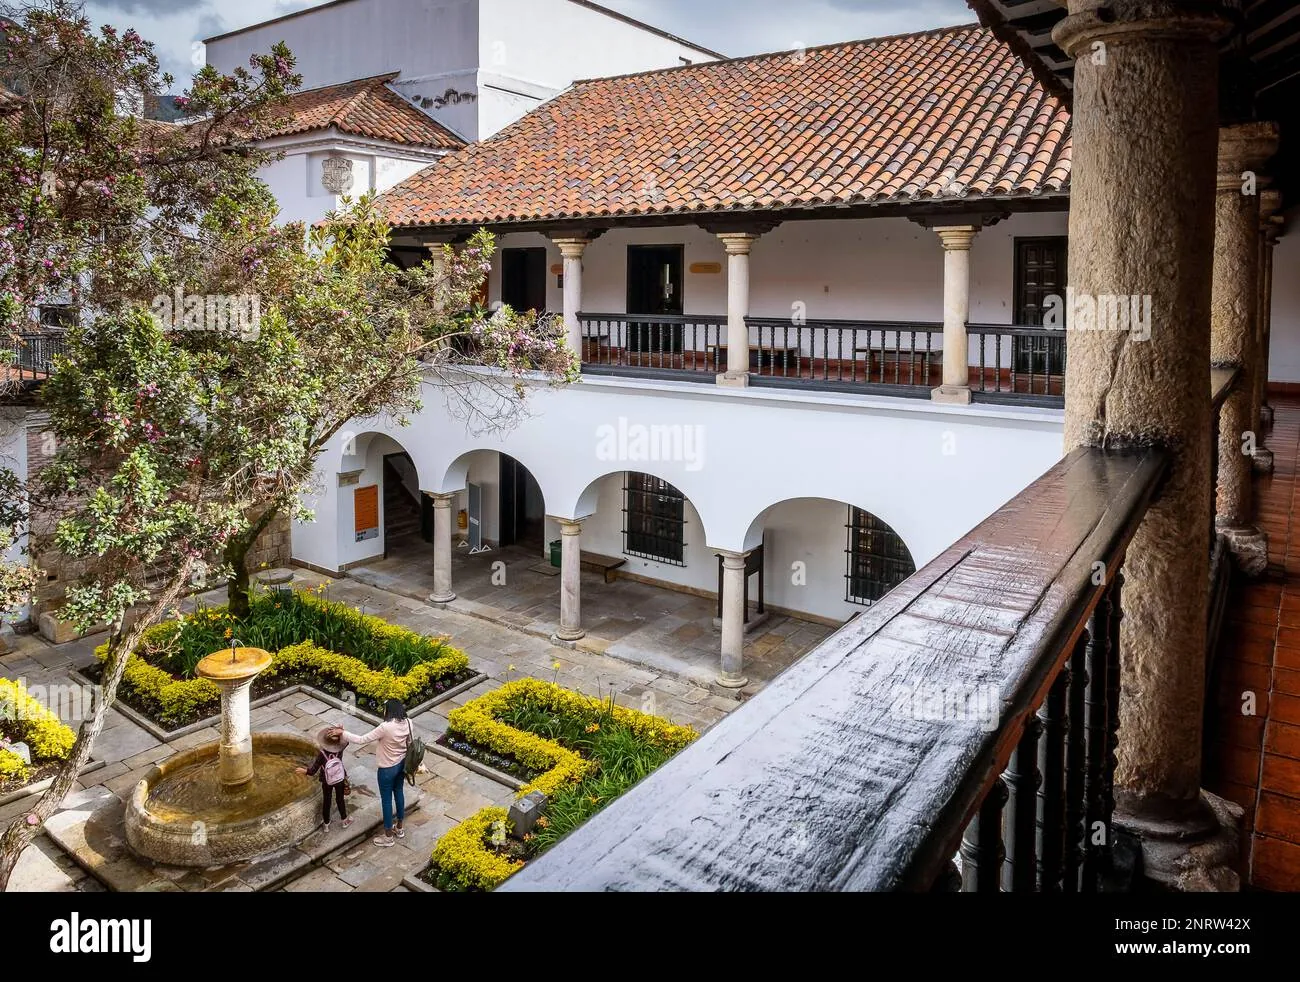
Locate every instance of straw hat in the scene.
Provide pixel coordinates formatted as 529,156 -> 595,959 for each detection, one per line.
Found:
316,727 -> 346,753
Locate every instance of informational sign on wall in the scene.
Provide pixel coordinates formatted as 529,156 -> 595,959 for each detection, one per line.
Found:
355,485 -> 379,543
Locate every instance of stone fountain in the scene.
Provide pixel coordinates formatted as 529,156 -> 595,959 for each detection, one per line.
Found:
124,643 -> 322,867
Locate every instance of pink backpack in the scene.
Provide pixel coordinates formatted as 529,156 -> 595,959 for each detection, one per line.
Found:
322,750 -> 346,786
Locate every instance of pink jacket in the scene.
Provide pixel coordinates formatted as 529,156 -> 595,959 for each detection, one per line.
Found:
343,719 -> 411,768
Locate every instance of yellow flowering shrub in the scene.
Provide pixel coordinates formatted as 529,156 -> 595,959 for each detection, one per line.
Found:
99,621 -> 471,726
0,678 -> 78,784
432,679 -> 700,891
428,807 -> 523,891
447,677 -> 695,797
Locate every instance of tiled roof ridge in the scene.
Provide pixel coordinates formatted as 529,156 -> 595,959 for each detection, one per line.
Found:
570,21 -> 985,88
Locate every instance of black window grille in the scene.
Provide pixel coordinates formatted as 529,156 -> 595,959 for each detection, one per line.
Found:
623,472 -> 686,565
846,507 -> 915,605
38,305 -> 77,329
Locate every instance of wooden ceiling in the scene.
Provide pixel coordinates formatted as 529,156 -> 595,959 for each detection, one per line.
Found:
968,0 -> 1300,202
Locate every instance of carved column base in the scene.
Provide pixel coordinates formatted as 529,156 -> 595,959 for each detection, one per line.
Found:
1253,448 -> 1274,474
1216,521 -> 1269,576
1114,790 -> 1244,892
716,372 -> 750,388
931,385 -> 972,406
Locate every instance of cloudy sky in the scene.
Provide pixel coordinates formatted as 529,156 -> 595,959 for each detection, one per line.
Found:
82,0 -> 976,89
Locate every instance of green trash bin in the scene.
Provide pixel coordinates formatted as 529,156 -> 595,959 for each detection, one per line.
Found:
549,539 -> 562,568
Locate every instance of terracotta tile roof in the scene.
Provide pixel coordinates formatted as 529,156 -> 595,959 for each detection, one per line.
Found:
378,24 -> 1071,230
260,73 -> 465,150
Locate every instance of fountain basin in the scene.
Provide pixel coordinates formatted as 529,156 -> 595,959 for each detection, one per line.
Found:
125,733 -> 321,867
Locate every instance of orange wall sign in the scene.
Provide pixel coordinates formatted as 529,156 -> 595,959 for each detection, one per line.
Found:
355,485 -> 380,542
689,262 -> 722,275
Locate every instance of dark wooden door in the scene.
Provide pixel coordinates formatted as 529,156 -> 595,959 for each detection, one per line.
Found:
627,245 -> 684,354
1014,236 -> 1068,375
502,248 -> 548,314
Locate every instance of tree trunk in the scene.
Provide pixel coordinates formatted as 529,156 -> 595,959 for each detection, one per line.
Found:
226,505 -> 281,619
0,559 -> 194,891
226,537 -> 252,620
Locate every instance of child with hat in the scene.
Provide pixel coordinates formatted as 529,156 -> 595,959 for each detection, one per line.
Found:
296,726 -> 353,832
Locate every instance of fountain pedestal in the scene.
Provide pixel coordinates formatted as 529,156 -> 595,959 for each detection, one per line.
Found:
195,647 -> 274,789
124,645 -> 321,867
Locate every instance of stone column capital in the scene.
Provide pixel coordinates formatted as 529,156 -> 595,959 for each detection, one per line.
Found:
1053,3 -> 1229,59
934,225 -> 979,251
716,549 -> 750,568
552,237 -> 591,260
1260,189 -> 1284,227
553,517 -> 585,534
1216,122 -> 1280,187
424,490 -> 458,505
716,232 -> 762,256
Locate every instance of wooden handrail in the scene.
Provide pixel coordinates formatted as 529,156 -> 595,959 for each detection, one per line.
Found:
500,446 -> 1167,892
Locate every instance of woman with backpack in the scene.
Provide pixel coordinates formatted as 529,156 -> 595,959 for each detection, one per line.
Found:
343,700 -> 418,848
297,727 -> 353,833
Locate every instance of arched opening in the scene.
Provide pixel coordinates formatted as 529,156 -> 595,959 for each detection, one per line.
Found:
442,449 -> 547,555
745,497 -> 916,622
382,451 -> 427,556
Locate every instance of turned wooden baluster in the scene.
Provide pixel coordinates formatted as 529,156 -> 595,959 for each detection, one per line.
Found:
1036,670 -> 1069,891
1063,631 -> 1090,892
960,778 -> 1009,893
1002,716 -> 1043,891
1103,573 -> 1125,873
1082,590 -> 1113,892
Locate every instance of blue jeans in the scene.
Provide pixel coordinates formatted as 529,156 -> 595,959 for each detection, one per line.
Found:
376,762 -> 405,831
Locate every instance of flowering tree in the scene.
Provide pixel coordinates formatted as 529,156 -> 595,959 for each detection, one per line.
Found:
0,3 -> 573,888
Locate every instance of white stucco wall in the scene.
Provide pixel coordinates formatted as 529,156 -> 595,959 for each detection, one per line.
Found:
256,136 -> 444,228
1268,219 -> 1300,383
292,373 -> 1065,619
205,0 -> 480,93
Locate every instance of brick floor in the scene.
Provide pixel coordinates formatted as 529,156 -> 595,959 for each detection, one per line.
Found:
1206,396 -> 1300,890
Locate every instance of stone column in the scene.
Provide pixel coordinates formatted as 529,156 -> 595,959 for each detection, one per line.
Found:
217,677 -> 256,787
554,518 -> 585,642
932,226 -> 979,404
553,237 -> 590,360
428,492 -> 457,605
426,242 -> 449,288
1054,1 -> 1237,886
718,550 -> 749,688
1255,190 -> 1283,436
717,232 -> 760,387
1212,123 -> 1278,575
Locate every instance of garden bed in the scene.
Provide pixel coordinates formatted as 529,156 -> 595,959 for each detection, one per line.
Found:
0,678 -> 78,796
95,588 -> 476,732
424,679 -> 697,892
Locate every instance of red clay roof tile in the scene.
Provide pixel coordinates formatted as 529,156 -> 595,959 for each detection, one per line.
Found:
261,73 -> 464,150
377,25 -> 1070,230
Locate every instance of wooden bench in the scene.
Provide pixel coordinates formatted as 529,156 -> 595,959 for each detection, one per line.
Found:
580,552 -> 626,583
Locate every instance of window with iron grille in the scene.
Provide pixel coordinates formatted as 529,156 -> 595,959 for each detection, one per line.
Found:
846,507 -> 914,605
623,472 -> 686,565
38,304 -> 77,329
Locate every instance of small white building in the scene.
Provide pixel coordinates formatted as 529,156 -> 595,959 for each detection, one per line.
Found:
203,0 -> 723,144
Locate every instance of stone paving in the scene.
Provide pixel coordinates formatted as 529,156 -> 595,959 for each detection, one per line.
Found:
0,566 -> 799,892
349,539 -> 834,690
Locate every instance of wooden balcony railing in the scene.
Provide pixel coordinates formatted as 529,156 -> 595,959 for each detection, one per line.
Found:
500,446 -> 1166,892
578,313 -> 1066,406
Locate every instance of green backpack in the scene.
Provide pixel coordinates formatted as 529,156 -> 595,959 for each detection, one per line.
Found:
404,719 -> 425,786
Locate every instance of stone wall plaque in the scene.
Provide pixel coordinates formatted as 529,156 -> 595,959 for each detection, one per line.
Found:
321,156 -> 355,195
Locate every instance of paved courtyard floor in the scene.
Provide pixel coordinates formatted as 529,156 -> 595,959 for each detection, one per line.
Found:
350,539 -> 834,690
0,567 -> 812,892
